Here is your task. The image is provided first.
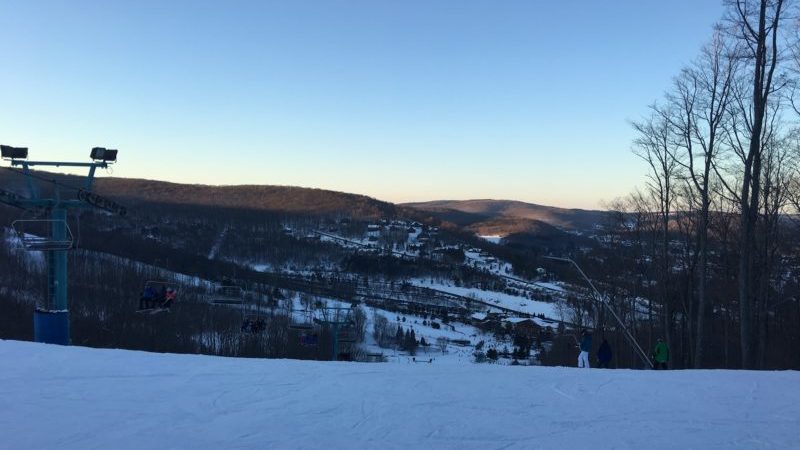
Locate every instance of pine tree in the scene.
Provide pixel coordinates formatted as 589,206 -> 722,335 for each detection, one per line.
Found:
406,329 -> 418,356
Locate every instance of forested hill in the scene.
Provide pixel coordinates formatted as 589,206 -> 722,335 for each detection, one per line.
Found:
1,170 -> 612,233
403,199 -> 607,232
0,169 -> 397,219
94,178 -> 400,218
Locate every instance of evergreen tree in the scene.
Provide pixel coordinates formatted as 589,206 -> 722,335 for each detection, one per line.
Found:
406,329 -> 418,355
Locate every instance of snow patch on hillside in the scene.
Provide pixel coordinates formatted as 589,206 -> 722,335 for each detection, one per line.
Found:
411,278 -> 559,318
479,235 -> 503,244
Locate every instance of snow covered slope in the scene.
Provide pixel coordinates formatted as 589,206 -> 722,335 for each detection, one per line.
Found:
2,340 -> 797,450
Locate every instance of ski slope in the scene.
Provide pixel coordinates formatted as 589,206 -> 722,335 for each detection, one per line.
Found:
2,340 -> 798,450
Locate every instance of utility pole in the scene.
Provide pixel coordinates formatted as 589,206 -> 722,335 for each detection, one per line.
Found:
1,145 -> 122,345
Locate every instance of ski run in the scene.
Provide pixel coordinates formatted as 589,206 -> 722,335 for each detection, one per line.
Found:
1,340 -> 798,450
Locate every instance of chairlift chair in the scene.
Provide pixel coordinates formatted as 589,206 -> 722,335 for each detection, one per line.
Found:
299,332 -> 319,347
11,219 -> 74,251
241,313 -> 268,334
211,285 -> 244,305
288,309 -> 316,330
138,280 -> 179,311
337,327 -> 357,343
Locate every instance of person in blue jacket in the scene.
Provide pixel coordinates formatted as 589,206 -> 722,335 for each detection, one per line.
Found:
597,337 -> 613,368
578,330 -> 592,368
138,285 -> 157,310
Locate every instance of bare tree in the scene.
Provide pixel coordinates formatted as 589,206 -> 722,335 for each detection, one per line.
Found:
667,27 -> 738,367
724,0 -> 789,368
632,107 -> 682,357
755,132 -> 794,366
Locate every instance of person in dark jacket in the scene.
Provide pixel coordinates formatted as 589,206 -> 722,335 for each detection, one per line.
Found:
138,285 -> 157,310
578,330 -> 592,368
597,338 -> 613,368
653,338 -> 669,369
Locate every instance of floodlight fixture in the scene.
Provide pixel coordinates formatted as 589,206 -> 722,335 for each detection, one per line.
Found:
90,147 -> 118,163
1,145 -> 28,160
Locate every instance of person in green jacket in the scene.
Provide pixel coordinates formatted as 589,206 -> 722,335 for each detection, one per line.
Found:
653,338 -> 669,369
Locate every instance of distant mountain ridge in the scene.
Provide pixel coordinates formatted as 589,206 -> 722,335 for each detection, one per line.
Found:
0,170 -> 609,234
403,199 -> 607,233
0,169 -> 397,219
93,178 -> 398,218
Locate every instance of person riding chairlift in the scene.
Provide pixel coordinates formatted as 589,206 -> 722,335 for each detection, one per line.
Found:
162,287 -> 177,309
139,285 -> 157,310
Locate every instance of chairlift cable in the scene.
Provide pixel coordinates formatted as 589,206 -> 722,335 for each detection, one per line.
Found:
0,165 -> 86,193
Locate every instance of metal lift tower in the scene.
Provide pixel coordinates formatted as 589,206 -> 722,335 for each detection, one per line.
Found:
1,145 -> 122,345
316,307 -> 356,361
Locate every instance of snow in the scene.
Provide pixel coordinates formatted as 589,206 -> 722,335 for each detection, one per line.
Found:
531,281 -> 565,292
207,225 -> 229,259
3,227 -> 45,269
411,279 -> 558,318
362,307 -> 493,364
250,263 -> 273,272
478,235 -> 503,244
2,340 -> 798,450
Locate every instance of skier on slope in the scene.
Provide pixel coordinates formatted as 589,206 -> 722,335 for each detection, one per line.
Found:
578,330 -> 592,368
652,338 -> 669,370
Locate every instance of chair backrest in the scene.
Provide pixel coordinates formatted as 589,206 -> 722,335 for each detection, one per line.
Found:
12,219 -> 74,251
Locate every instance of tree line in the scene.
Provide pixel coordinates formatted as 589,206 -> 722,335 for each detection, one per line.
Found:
622,0 -> 800,369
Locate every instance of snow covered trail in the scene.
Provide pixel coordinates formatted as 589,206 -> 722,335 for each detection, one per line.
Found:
207,225 -> 229,260
1,340 -> 798,450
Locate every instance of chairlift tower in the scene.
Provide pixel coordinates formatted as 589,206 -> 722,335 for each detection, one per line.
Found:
1,145 -> 122,345
316,307 -> 356,361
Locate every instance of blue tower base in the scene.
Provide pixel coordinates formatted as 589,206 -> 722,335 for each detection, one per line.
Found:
34,309 -> 70,345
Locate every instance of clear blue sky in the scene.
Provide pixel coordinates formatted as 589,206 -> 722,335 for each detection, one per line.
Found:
0,1 -> 724,209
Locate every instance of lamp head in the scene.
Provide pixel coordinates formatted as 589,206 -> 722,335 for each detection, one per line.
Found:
1,145 -> 28,160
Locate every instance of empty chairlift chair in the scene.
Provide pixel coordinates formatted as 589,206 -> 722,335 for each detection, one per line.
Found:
12,219 -> 74,251
337,327 -> 357,343
299,332 -> 319,347
211,285 -> 244,305
288,309 -> 316,330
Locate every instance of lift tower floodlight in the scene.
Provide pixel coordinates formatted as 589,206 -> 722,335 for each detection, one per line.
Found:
1,145 -> 122,345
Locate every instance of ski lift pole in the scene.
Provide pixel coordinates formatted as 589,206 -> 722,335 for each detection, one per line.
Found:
332,322 -> 339,361
49,207 -> 68,311
544,256 -> 654,369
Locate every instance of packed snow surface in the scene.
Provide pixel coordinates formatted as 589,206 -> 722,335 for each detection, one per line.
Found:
2,340 -> 798,450
478,235 -> 503,244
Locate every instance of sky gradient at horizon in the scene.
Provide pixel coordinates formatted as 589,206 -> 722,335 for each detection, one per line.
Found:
0,1 -> 725,209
